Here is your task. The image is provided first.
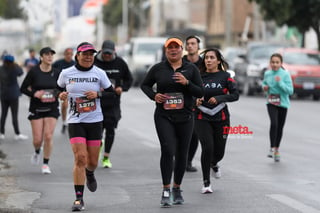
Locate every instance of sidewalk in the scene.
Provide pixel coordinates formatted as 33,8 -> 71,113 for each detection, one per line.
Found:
0,149 -> 34,213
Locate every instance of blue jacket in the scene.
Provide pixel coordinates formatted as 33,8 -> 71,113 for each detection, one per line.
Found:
262,68 -> 293,108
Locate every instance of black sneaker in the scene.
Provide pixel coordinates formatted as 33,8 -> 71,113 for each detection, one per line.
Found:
86,169 -> 97,192
172,187 -> 184,205
186,162 -> 197,172
160,188 -> 172,207
61,124 -> 67,134
71,199 -> 84,211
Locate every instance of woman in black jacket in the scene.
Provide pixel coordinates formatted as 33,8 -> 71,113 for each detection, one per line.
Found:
0,54 -> 28,141
141,37 -> 204,207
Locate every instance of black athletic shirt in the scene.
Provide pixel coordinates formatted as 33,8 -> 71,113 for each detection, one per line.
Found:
20,65 -> 61,112
53,59 -> 75,71
141,60 -> 204,116
182,55 -> 203,68
94,53 -> 133,107
195,70 -> 239,121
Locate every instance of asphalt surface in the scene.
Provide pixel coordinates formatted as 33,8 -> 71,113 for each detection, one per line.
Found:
0,88 -> 320,213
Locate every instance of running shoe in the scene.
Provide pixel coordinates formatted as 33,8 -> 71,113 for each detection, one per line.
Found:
102,157 -> 112,168
211,165 -> 221,179
30,153 -> 40,165
86,169 -> 97,192
267,148 -> 274,158
160,188 -> 171,207
274,151 -> 280,162
201,185 -> 213,194
41,164 -> 51,174
14,134 -> 28,140
186,162 -> 197,172
172,187 -> 184,205
71,199 -> 85,211
61,124 -> 67,134
0,134 -> 5,140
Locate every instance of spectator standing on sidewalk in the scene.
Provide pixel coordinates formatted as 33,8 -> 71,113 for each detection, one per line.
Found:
0,54 -> 28,141
53,47 -> 76,134
94,40 -> 133,168
20,47 -> 60,174
182,35 -> 203,172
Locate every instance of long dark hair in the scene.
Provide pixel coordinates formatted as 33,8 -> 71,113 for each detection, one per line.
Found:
199,48 -> 229,73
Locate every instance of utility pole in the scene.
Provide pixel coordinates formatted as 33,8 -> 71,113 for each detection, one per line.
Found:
122,0 -> 128,43
225,0 -> 233,46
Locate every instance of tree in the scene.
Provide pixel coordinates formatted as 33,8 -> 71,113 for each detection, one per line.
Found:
102,0 -> 147,38
0,0 -> 24,19
250,0 -> 320,50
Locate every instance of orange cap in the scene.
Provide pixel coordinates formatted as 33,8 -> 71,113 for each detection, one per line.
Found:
164,37 -> 183,48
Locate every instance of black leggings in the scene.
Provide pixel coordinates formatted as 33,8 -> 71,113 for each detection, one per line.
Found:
187,130 -> 198,163
154,112 -> 194,186
0,98 -> 20,135
195,119 -> 229,184
103,127 -> 115,153
267,104 -> 288,148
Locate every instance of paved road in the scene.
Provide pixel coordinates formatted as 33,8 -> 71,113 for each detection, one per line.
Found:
0,88 -> 319,213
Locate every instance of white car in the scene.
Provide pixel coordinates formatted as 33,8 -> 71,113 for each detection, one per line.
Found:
127,37 -> 167,86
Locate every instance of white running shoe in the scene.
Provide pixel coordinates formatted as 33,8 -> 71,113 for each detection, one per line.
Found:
212,166 -> 221,179
201,185 -> 213,194
41,165 -> 51,174
30,153 -> 40,165
0,134 -> 5,140
267,148 -> 274,158
14,134 -> 28,140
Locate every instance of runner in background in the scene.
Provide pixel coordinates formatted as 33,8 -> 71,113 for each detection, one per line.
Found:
20,47 -> 60,175
53,47 -> 76,134
94,40 -> 133,168
24,48 -> 39,72
262,53 -> 293,162
182,35 -> 203,172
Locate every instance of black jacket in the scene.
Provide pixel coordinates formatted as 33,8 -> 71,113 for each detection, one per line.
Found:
141,60 -> 204,116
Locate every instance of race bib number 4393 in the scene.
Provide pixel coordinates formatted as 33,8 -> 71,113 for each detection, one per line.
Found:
163,93 -> 184,110
76,97 -> 96,113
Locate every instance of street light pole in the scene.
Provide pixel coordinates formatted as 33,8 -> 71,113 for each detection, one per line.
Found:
122,0 -> 128,43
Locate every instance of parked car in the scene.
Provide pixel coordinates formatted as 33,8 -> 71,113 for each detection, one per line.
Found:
273,48 -> 320,100
126,37 -> 167,86
234,42 -> 288,96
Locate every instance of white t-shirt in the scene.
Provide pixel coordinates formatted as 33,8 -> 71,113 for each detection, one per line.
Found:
57,65 -> 112,123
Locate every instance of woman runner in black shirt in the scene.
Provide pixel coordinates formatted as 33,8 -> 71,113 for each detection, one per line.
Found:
141,37 -> 203,207
194,48 -> 239,193
20,47 -> 61,174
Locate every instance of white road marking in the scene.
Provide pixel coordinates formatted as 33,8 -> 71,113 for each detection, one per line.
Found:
267,194 -> 320,213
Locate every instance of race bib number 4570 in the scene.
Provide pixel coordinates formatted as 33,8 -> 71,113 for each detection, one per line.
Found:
76,97 -> 96,113
163,93 -> 184,110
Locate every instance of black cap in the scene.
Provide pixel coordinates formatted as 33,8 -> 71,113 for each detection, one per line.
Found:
39,47 -> 56,56
102,40 -> 115,54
